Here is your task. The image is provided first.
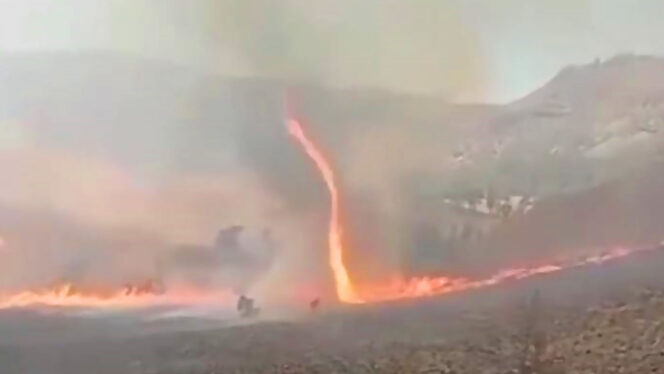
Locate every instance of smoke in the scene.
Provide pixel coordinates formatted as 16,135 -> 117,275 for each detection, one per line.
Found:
0,145 -> 286,289
1,1 -> 664,304
100,0 -> 664,101
94,0 -> 487,100
0,55 -> 330,298
4,1 -> 664,102
203,1 -> 486,99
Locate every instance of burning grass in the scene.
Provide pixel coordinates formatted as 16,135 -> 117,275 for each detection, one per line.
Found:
0,282 -> 233,310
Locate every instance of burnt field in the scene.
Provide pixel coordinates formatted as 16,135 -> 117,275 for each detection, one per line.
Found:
2,248 -> 664,374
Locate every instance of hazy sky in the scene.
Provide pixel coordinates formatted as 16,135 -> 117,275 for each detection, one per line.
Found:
1,0 -> 663,102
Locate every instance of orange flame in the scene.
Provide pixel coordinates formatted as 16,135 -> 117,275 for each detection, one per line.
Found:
287,116 -> 363,304
286,109 -> 658,304
0,283 -> 233,310
356,246 -> 655,302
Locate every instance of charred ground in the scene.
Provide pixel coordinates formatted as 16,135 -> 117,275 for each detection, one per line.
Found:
2,248 -> 664,373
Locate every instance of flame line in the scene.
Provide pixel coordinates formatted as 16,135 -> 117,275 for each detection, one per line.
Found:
0,283 -> 233,310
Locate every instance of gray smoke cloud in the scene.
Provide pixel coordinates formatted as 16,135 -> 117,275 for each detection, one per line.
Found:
0,53 -> 332,300
1,1 -> 664,303
4,1 -> 664,101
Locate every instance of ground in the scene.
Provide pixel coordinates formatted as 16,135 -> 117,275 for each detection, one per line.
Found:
2,249 -> 664,374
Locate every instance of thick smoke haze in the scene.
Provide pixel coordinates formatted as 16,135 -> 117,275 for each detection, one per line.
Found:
0,54 -> 334,299
1,2 -> 664,303
2,1 -> 664,101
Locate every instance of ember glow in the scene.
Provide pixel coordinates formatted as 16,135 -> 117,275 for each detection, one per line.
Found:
0,283 -> 233,310
286,111 -> 658,304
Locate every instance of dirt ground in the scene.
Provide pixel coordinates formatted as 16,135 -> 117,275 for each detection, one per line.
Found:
2,249 -> 664,374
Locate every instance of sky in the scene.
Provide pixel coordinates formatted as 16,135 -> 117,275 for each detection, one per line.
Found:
1,0 -> 663,102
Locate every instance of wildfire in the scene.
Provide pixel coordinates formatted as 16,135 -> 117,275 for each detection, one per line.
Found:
0,109 -> 658,311
286,110 -> 658,304
287,114 -> 363,304
355,246 -> 655,303
0,283 -> 233,310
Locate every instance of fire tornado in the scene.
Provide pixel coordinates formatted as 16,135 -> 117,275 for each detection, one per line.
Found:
286,108 -> 659,304
286,115 -> 363,304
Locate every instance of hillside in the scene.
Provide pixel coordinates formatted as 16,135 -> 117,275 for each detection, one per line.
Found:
2,52 -> 664,278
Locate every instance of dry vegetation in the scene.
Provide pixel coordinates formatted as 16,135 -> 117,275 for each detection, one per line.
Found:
259,289 -> 664,374
3,272 -> 664,373
114,286 -> 662,374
